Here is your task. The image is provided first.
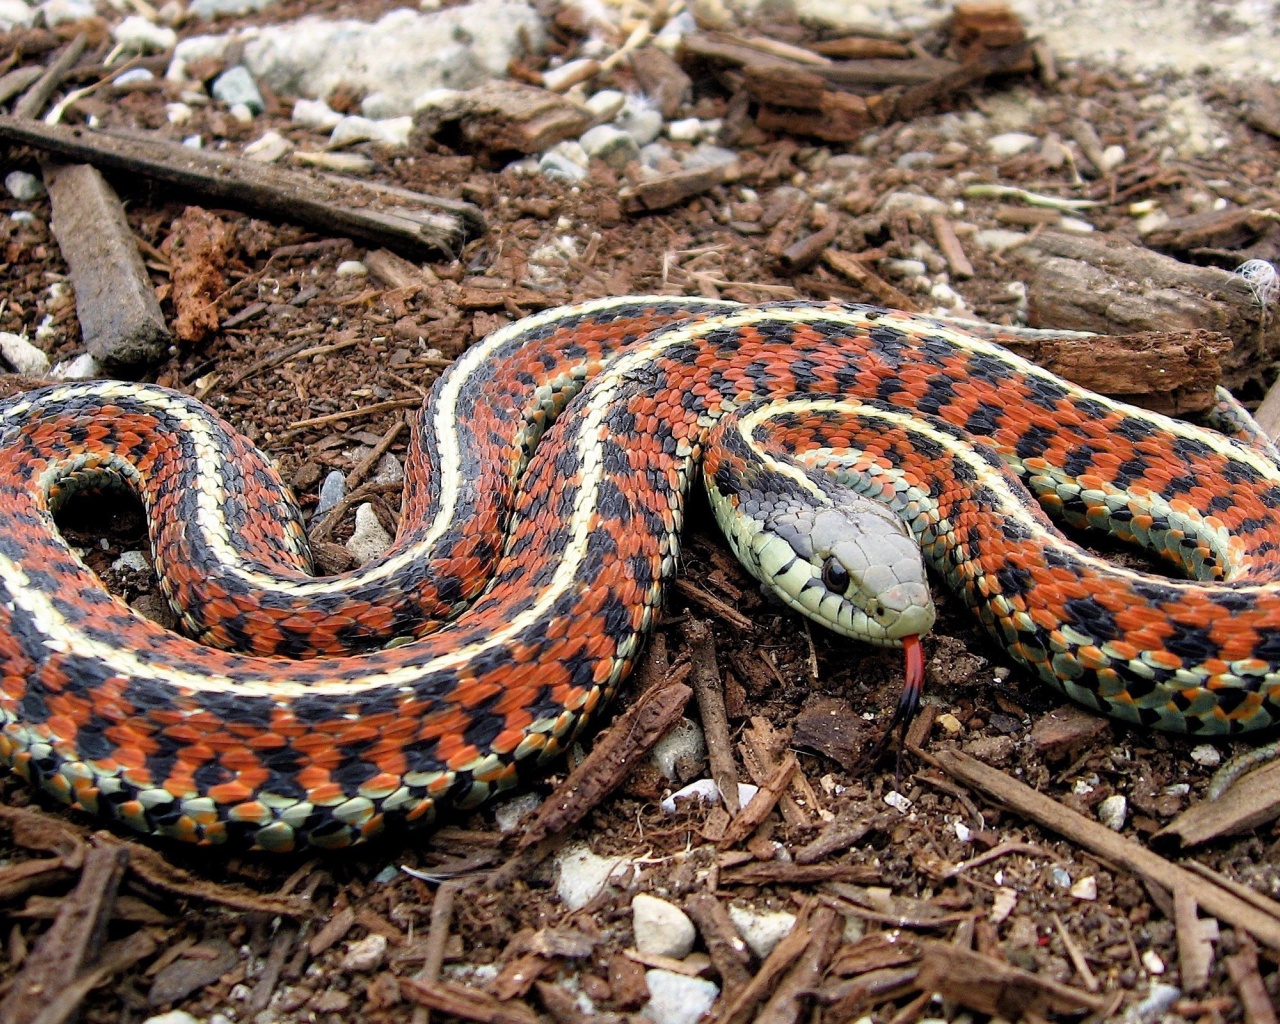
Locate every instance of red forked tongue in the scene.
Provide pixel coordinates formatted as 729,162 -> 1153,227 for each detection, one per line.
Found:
865,635 -> 927,770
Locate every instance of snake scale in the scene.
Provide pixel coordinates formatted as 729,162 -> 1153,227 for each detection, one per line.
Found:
1,297 -> 1278,851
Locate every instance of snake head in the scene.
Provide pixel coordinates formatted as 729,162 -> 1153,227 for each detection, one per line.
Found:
713,486 -> 936,646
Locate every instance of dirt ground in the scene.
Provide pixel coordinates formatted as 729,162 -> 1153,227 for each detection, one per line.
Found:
0,4 -> 1279,1024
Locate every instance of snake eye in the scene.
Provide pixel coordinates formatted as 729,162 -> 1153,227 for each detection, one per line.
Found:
821,557 -> 851,593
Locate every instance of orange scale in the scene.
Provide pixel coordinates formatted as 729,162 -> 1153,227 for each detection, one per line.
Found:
441,740 -> 479,770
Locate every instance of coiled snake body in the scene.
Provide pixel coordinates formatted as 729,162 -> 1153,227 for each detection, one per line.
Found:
1,298 -> 1278,851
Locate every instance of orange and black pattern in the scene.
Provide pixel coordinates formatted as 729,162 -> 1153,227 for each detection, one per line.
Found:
0,299 -> 1277,851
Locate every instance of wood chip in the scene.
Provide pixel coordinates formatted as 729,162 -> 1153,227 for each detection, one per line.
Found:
516,675 -> 693,849
914,941 -> 1104,1016
1155,759 -> 1280,847
718,751 -> 797,848
401,977 -> 543,1024
619,164 -> 738,214
684,893 -> 752,1003
0,115 -> 484,257
44,161 -> 171,367
682,618 -> 741,815
823,249 -> 920,310
930,214 -> 974,278
1224,932 -> 1279,1024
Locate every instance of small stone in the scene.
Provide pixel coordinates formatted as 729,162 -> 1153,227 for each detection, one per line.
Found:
243,131 -> 293,163
987,131 -> 1038,158
1135,209 -> 1171,235
953,820 -> 972,842
973,228 -> 1027,252
929,281 -> 962,307
1050,867 -> 1071,889
1128,983 -> 1181,1023
1058,216 -> 1094,233
115,68 -> 156,87
879,191 -> 947,216
143,1012 -> 201,1024
683,143 -> 737,171
883,790 -> 912,812
113,15 -> 177,54
539,143 -> 589,182
0,0 -> 34,30
212,66 -> 264,115
373,452 -> 404,485
51,352 -> 99,379
541,57 -> 599,92
335,260 -> 368,277
112,550 -> 150,573
650,718 -> 705,781
292,151 -> 375,174
493,791 -> 543,833
631,894 -> 696,959
895,150 -> 935,169
5,171 -> 44,201
660,779 -> 757,814
937,713 -> 963,734
1190,744 -> 1221,767
310,990 -> 351,1013
665,117 -> 706,142
345,503 -> 392,563
615,99 -> 663,146
1099,144 -> 1126,172
965,734 -> 1016,765
330,115 -> 414,148
38,0 -> 93,24
316,470 -> 346,516
228,102 -> 254,124
1141,949 -> 1165,975
585,88 -> 625,120
727,905 -> 795,959
1070,875 -> 1098,900
643,970 -> 718,1024
341,933 -> 388,972
182,135 -> 203,149
166,103 -> 193,125
579,124 -> 639,170
292,97 -> 344,130
555,843 -> 630,911
0,332 -> 49,375
1097,794 -> 1127,831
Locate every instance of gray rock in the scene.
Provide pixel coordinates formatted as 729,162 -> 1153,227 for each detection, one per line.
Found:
539,143 -> 589,182
650,718 -> 705,781
5,171 -> 44,201
316,470 -> 346,516
345,503 -> 392,563
373,452 -> 404,485
112,550 -> 151,573
555,843 -> 630,910
51,352 -> 99,379
727,905 -> 795,959
683,143 -> 737,171
330,115 -> 413,148
291,97 -> 343,129
615,98 -> 663,146
643,970 -> 718,1024
243,130 -> 293,163
212,66 -> 264,114
113,15 -> 177,53
1097,794 -> 1127,831
341,933 -> 388,973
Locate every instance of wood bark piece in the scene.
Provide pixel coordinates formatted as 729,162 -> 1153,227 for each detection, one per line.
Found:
721,902 -> 815,1024
516,676 -> 693,849
43,161 -> 171,368
12,33 -> 86,119
1225,934 -> 1279,1024
823,249 -> 919,310
684,893 -> 752,1003
718,751 -> 796,847
0,116 -> 484,258
754,906 -> 841,1024
1174,886 -> 1215,993
913,941 -> 1104,1016
417,81 -> 589,154
681,619 -> 740,815
1155,758 -> 1280,847
0,840 -> 128,1024
1020,231 -> 1277,392
619,163 -> 737,214
992,325 -> 1229,415
163,205 -> 229,346
401,977 -> 542,1024
932,748 -> 1280,950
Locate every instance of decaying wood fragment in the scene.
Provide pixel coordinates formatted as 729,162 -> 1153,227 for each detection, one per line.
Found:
1224,933 -> 1279,1024
517,675 -> 693,849
416,81 -> 589,154
823,249 -> 919,310
619,163 -> 738,214
684,893 -> 752,1003
12,32 -> 86,119
914,941 -> 1105,1016
720,901 -> 816,1024
1155,759 -> 1280,847
1020,231 -> 1277,393
753,906 -> 842,1024
718,751 -> 797,847
949,1 -> 1033,70
681,619 -> 741,815
44,161 -> 171,367
1174,886 -> 1216,993
0,840 -> 129,1024
401,977 -> 543,1024
0,116 -> 484,258
163,206 -> 230,346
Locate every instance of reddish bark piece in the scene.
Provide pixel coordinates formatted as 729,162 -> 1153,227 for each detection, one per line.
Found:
164,206 -> 230,346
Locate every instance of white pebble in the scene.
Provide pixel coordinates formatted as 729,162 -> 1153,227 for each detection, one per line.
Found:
660,779 -> 757,814
330,115 -> 414,149
1057,216 -> 1095,234
113,15 -> 177,53
1099,144 -> 1126,172
345,503 -> 392,563
292,151 -> 374,174
112,550 -> 150,573
228,102 -> 254,124
972,228 -> 1027,252
5,171 -> 44,201
166,102 -> 193,125
554,843 -> 630,911
631,893 -> 696,959
1070,875 -> 1098,900
243,131 -> 293,163
292,97 -> 344,130
666,117 -> 707,142
643,971 -> 718,1024
883,790 -> 912,812
727,905 -> 795,959
0,331 -> 49,375
879,191 -> 947,216
1141,949 -> 1165,975
880,258 -> 927,279
51,352 -> 99,379
493,791 -> 543,833
1190,744 -> 1221,767
114,68 -> 156,86
142,1012 -> 201,1024
585,88 -> 625,119
1097,794 -> 1127,831
335,260 -> 368,277
579,124 -> 639,170
987,131 -> 1038,158
953,820 -> 972,843
341,933 -> 388,972
0,0 -> 34,30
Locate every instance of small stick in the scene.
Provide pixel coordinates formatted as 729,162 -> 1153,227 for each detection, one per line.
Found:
12,33 -> 87,119
1050,912 -> 1099,992
346,414 -> 408,490
673,577 -> 753,631
681,619 -> 741,815
287,398 -> 422,431
930,214 -> 974,279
